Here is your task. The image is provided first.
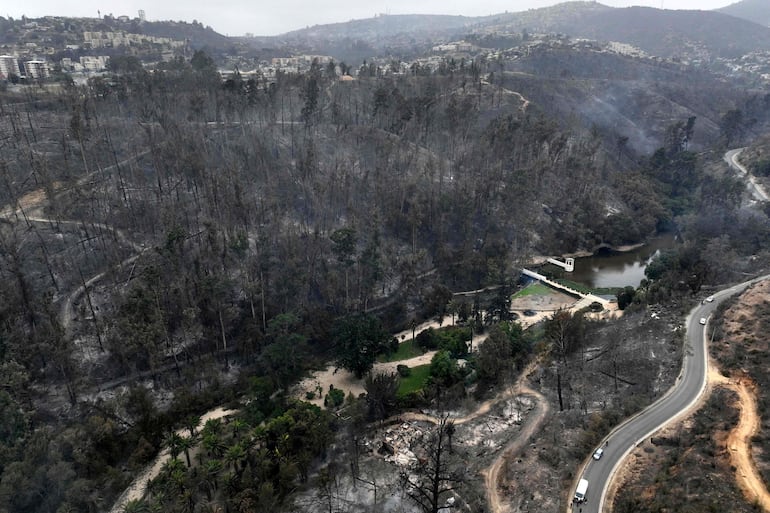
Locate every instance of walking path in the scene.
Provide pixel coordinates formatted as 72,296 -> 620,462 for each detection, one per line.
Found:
521,268 -> 610,307
393,361 -> 549,513
106,407 -> 238,513
482,383 -> 548,513
709,369 -> 770,511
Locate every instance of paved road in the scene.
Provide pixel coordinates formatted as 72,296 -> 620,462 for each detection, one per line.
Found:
724,148 -> 769,202
571,275 -> 770,513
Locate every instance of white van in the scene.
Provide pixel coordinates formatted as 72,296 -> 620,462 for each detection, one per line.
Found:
574,478 -> 589,503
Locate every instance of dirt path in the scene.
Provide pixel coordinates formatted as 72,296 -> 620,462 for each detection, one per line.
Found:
479,78 -> 531,113
395,361 -> 549,513
22,217 -> 148,334
112,358 -> 547,513
0,188 -> 48,218
397,387 -> 548,513
482,385 -> 547,513
709,369 -> 770,511
107,407 -> 237,513
293,295 -> 574,409
294,321 -> 491,408
1,152 -> 150,337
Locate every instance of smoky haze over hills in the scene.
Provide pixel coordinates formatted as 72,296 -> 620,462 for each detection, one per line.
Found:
717,0 -> 770,27
3,2 -> 770,513
253,1 -> 770,61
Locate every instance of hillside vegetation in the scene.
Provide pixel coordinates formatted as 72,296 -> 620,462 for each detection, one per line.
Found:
264,2 -> 770,61
1,43 -> 770,512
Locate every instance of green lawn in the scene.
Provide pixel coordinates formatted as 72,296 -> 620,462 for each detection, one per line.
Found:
397,364 -> 431,396
379,339 -> 423,363
512,282 -> 551,299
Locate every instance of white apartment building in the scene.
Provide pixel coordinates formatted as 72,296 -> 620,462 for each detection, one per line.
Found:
80,55 -> 109,72
61,58 -> 83,72
24,60 -> 50,79
0,55 -> 21,79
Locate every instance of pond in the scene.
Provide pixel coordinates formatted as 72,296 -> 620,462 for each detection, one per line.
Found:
567,234 -> 678,289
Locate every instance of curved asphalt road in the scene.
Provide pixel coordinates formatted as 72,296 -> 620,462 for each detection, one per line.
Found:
724,148 -> 770,202
571,275 -> 770,513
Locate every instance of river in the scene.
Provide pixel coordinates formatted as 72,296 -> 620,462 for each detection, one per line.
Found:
567,234 -> 678,289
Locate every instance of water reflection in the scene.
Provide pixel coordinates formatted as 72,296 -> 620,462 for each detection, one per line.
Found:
567,234 -> 678,288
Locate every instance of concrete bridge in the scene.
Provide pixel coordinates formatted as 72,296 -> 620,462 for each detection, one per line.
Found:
546,257 -> 574,272
521,268 -> 611,308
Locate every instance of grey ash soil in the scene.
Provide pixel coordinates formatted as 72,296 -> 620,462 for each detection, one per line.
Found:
290,304 -> 684,513
292,394 -> 541,513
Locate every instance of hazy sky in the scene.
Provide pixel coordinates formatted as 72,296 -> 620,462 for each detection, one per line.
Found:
3,0 -> 737,37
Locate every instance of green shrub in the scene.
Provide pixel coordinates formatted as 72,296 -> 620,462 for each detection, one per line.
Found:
397,390 -> 424,409
415,326 -> 471,358
324,386 -> 345,409
396,364 -> 411,377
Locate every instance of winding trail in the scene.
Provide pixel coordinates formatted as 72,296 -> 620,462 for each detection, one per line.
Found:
394,362 -> 549,513
19,216 -> 147,334
1,150 -> 151,336
110,355 -> 548,513
709,369 -> 770,511
482,383 -> 548,513
4,153 -> 553,513
107,407 -> 238,513
7,180 -> 563,513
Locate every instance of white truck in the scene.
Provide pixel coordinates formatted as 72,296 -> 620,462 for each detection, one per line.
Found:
574,478 -> 589,503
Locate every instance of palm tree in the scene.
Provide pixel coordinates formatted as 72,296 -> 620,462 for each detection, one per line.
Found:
123,499 -> 150,513
183,414 -> 201,437
201,418 -> 222,437
179,434 -> 196,467
229,418 -> 247,440
198,499 -> 224,513
145,477 -> 167,505
148,501 -> 165,513
200,459 -> 222,501
163,431 -> 183,461
224,442 -> 247,477
249,447 -> 272,483
180,488 -> 196,513
202,431 -> 226,459
160,457 -> 187,492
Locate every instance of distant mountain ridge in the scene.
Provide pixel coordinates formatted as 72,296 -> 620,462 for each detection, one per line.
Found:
7,1 -> 770,66
514,5 -> 770,58
0,15 -> 235,51
281,14 -> 475,41
717,0 -> 770,28
266,1 -> 770,60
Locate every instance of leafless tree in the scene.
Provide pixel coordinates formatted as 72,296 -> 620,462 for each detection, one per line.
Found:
400,415 -> 464,513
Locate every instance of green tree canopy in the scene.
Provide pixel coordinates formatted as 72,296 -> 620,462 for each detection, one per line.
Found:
364,372 -> 400,420
429,350 -> 460,387
333,313 -> 388,378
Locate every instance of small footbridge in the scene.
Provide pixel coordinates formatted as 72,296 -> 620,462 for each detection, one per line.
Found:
546,257 -> 574,272
521,268 -> 611,308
